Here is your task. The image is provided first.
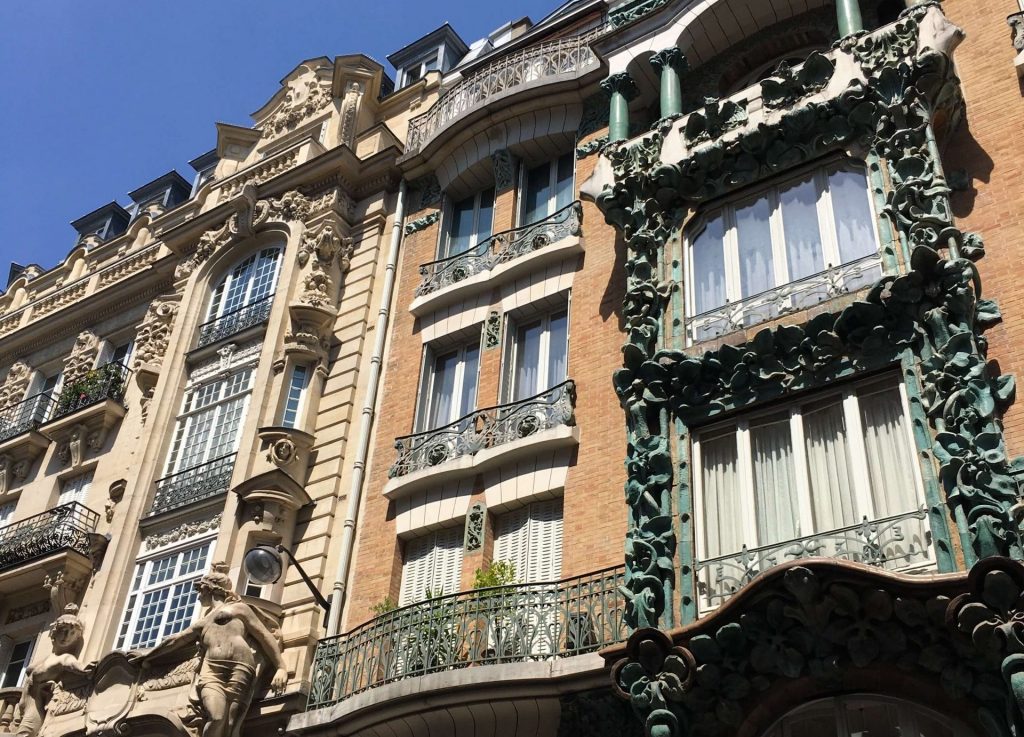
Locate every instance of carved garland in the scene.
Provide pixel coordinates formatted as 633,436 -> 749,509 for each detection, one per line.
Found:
594,5 -> 1013,634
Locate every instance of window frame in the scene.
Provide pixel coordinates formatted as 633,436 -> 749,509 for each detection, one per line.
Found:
280,363 -> 311,429
415,338 -> 481,433
0,638 -> 35,688
692,374 -> 928,566
398,526 -> 464,606
58,470 -> 93,507
684,159 -> 881,344
205,247 -> 282,323
399,48 -> 443,88
501,298 -> 571,403
518,152 -> 576,226
438,187 -> 496,261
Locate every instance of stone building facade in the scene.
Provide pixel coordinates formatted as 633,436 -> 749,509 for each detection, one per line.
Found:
3,1 -> 1024,736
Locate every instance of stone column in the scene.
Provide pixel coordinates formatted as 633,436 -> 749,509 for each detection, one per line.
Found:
601,72 -> 638,143
836,0 -> 864,37
649,47 -> 688,119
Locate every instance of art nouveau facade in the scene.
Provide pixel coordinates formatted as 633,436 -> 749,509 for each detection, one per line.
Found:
3,0 -> 1024,736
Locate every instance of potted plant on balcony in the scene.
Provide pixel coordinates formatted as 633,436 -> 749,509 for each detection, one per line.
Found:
471,560 -> 527,662
396,587 -> 463,677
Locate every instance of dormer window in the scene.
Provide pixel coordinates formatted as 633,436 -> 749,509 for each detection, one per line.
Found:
400,49 -> 442,87
388,24 -> 469,91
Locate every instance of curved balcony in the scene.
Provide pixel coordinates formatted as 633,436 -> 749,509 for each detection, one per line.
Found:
149,452 -> 237,517
411,202 -> 584,317
694,507 -> 933,612
196,294 -> 274,349
306,564 -> 626,710
0,502 -> 99,575
404,29 -> 603,157
384,381 -> 577,499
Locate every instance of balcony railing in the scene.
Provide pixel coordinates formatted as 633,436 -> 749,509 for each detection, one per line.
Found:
0,393 -> 50,443
389,380 -> 576,479
405,30 -> 602,154
0,502 -> 99,574
46,362 -> 131,424
416,202 -> 583,298
307,565 -> 627,709
694,507 -> 933,612
150,453 -> 237,516
686,254 -> 881,344
196,294 -> 274,349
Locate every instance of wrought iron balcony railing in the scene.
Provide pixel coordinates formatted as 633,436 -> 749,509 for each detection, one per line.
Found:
416,202 -> 583,298
0,502 -> 99,574
686,254 -> 882,344
0,393 -> 50,443
196,294 -> 274,349
307,564 -> 626,710
46,362 -> 131,424
694,507 -> 933,611
405,30 -> 602,154
150,453 -> 237,516
389,380 -> 576,479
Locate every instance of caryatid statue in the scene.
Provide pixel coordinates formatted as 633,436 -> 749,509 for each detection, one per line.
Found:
15,605 -> 91,737
134,562 -> 288,737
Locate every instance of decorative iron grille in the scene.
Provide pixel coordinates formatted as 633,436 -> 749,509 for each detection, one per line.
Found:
389,380 -> 576,479
0,502 -> 99,573
0,393 -> 50,443
416,202 -> 583,297
405,30 -> 602,153
150,453 -> 237,516
694,507 -> 933,611
307,565 -> 626,709
47,362 -> 131,423
196,294 -> 274,349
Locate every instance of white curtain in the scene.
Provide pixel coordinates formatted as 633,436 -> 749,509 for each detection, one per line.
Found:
780,175 -> 824,280
546,312 -> 569,389
429,351 -> 459,428
829,168 -> 877,264
457,346 -> 479,419
700,434 -> 742,558
692,216 -> 727,314
802,402 -> 858,531
751,420 -> 799,545
514,321 -> 543,400
736,197 -> 775,299
58,471 -> 93,506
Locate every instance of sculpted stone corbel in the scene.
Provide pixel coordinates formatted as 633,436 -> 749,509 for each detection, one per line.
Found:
56,424 -> 89,468
132,295 -> 181,372
43,571 -> 86,613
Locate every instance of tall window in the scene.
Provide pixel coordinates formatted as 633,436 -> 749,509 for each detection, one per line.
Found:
687,162 -> 879,342
280,364 -> 310,428
418,341 -> 479,431
58,471 -> 93,507
116,533 -> 216,649
494,498 -> 563,583
694,378 -> 930,608
441,188 -> 494,260
522,153 -> 574,225
164,368 -> 254,475
206,247 -> 281,322
506,307 -> 569,401
0,640 -> 34,688
399,527 -> 464,605
762,695 -> 977,737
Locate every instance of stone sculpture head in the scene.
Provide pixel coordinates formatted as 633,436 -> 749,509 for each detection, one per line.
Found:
50,604 -> 85,656
195,562 -> 241,606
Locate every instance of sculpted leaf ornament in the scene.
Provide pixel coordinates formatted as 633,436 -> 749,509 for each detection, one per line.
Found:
611,629 -> 695,737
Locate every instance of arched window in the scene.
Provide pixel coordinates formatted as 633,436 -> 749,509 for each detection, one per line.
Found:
761,695 -> 977,737
198,247 -> 282,347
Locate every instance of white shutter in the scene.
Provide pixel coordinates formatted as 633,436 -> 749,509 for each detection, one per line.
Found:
495,506 -> 531,583
431,527 -> 464,598
400,535 -> 434,606
528,499 -> 563,583
58,471 -> 93,506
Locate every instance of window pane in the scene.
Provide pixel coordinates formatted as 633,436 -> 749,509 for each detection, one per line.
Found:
692,215 -> 727,314
751,420 -> 799,544
429,351 -> 459,428
514,320 -> 544,400
524,163 -> 553,224
555,153 -> 575,211
447,196 -> 476,258
844,699 -> 901,737
1,641 -> 32,687
477,188 -> 495,247
221,255 -> 256,314
458,345 -> 479,418
802,401 -> 858,530
249,248 -> 281,301
700,433 -> 742,558
281,364 -> 309,428
780,175 -> 825,280
736,197 -> 775,298
547,311 -> 569,389
829,168 -> 877,264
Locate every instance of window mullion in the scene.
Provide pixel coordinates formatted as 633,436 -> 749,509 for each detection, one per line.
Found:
843,390 -> 874,520
723,210 -> 741,306
737,421 -> 758,547
769,189 -> 790,287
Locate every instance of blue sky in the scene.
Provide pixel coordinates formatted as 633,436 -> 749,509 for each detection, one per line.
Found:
0,0 -> 563,273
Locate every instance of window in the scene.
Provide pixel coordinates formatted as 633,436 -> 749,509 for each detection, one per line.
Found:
206,247 -> 282,322
521,153 -> 574,225
505,307 -> 568,401
280,364 -> 310,428
164,368 -> 254,475
687,162 -> 880,343
0,502 -> 14,529
418,341 -> 479,431
441,188 -> 495,260
762,695 -> 977,737
694,378 -> 930,609
401,49 -> 441,87
116,535 -> 216,649
399,527 -> 464,605
0,639 -> 34,688
58,471 -> 93,507
110,341 -> 133,368
494,498 -> 563,583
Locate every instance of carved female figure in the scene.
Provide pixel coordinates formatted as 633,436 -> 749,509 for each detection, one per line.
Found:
134,563 -> 287,737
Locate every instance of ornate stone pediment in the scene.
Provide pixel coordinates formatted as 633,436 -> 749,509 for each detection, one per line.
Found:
259,64 -> 334,139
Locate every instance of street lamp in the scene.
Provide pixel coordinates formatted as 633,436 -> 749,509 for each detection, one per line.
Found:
243,544 -> 330,612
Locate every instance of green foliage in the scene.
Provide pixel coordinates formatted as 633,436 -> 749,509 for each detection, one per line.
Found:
370,596 -> 397,616
473,560 -> 517,590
